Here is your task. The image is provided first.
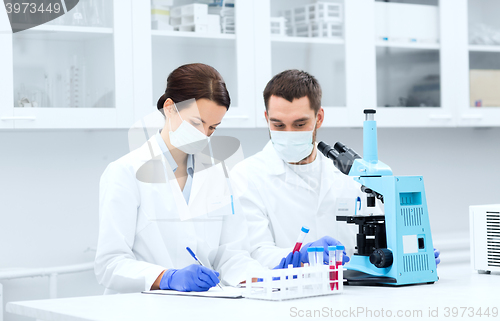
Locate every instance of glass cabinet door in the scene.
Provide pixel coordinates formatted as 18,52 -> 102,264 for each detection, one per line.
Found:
0,14 -> 14,129
132,0 -> 255,128
373,0 -> 455,127
2,0 -> 134,128
463,0 -> 500,126
255,0 -> 348,127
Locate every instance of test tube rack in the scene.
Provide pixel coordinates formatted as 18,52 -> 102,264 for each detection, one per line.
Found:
244,264 -> 344,301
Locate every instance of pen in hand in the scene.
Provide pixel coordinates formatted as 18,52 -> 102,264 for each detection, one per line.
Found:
186,247 -> 223,290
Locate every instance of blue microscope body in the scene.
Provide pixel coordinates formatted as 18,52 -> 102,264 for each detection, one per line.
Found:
319,110 -> 438,286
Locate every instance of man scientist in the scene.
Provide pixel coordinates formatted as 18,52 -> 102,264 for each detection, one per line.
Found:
231,69 -> 441,268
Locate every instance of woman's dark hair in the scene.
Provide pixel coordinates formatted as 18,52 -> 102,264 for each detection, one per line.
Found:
157,63 -> 230,114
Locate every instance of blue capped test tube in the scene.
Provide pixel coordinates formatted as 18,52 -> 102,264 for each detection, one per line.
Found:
316,247 -> 324,266
307,247 -> 316,266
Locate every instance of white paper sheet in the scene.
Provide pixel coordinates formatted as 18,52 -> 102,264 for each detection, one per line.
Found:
142,286 -> 243,299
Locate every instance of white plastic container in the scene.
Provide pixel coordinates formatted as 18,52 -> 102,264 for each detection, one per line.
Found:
271,17 -> 287,36
177,24 -> 208,33
292,21 -> 342,39
293,2 -> 342,25
181,14 -> 208,25
207,14 -> 221,34
181,3 -> 208,16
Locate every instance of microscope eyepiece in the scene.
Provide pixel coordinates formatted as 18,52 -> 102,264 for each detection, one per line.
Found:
318,141 -> 361,175
334,142 -> 348,153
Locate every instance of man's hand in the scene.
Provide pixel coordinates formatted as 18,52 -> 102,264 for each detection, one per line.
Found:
300,236 -> 350,265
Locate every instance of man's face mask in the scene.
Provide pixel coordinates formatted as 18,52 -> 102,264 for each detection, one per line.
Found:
269,121 -> 316,163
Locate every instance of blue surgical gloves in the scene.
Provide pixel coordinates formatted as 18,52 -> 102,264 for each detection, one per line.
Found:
274,251 -> 301,269
274,236 -> 350,269
159,264 -> 220,292
434,248 -> 441,265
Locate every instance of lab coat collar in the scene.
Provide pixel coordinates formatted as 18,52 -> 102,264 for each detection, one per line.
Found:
148,134 -> 210,220
262,139 -> 339,200
263,140 -> 317,193
262,141 -> 286,176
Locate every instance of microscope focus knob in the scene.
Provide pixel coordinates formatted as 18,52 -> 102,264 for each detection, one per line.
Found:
369,248 -> 393,268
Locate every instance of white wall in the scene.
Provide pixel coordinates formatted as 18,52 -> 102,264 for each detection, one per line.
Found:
1,126 -> 499,320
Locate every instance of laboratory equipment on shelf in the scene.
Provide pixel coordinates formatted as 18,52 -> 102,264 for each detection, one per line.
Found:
270,17 -> 286,36
469,204 -> 500,274
317,109 -> 438,286
245,263 -> 343,301
169,3 -> 221,34
292,226 -> 309,252
280,2 -> 343,39
209,0 -> 235,34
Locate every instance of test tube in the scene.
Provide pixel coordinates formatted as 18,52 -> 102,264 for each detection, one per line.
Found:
307,247 -> 316,266
328,246 -> 336,291
335,245 -> 344,290
316,247 -> 324,266
292,226 -> 310,252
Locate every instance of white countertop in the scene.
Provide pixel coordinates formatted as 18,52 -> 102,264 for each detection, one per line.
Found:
7,264 -> 500,321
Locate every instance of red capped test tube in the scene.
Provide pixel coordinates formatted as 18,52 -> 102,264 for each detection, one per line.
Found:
328,246 -> 337,290
335,245 -> 344,290
292,226 -> 310,252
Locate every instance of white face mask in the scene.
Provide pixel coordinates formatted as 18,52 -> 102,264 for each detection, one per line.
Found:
168,104 -> 208,154
270,125 -> 315,163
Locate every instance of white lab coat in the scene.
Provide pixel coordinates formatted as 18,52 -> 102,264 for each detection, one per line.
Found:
94,135 -> 264,294
231,141 -> 383,269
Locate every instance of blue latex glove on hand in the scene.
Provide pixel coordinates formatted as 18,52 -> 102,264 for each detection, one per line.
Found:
274,251 -> 301,269
434,248 -> 440,265
159,264 -> 220,292
300,236 -> 350,265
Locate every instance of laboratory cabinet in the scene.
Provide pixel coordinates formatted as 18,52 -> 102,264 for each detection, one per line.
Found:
0,0 -> 134,129
1,0 -> 500,129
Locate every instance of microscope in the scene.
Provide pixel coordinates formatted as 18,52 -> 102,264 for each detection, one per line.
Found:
318,109 -> 438,286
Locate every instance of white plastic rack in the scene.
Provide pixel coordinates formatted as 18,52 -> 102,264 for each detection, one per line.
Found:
244,264 -> 344,301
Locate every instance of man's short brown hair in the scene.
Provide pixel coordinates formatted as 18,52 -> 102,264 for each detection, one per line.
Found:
263,69 -> 322,114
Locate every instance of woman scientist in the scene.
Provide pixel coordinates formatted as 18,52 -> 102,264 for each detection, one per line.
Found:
94,63 -> 263,294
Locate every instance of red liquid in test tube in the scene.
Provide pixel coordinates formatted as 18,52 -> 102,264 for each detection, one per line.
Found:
335,245 -> 345,290
292,242 -> 302,253
328,246 -> 336,290
293,226 -> 309,252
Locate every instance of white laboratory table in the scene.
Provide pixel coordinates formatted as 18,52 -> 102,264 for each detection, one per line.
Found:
6,264 -> 500,321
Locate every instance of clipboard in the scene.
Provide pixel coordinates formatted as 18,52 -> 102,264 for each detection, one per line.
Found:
142,286 -> 243,299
